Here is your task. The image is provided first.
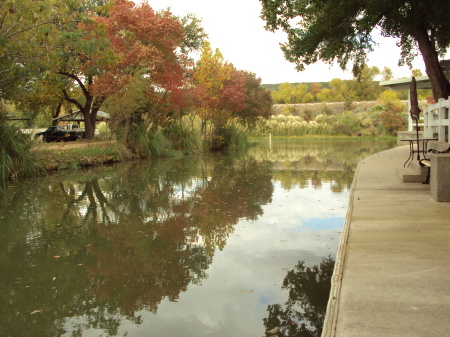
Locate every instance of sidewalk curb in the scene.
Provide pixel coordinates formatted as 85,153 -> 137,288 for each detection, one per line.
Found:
320,151 -> 374,337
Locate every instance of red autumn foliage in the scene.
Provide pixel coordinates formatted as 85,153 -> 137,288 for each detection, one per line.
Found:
81,0 -> 187,97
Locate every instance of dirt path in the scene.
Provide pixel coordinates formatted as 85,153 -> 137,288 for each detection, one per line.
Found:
33,139 -> 115,151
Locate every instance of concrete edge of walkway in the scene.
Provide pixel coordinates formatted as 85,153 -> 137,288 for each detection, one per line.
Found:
320,151 -> 376,337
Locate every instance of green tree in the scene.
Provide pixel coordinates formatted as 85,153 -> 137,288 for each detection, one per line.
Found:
346,65 -> 382,101
272,83 -> 308,104
13,79 -> 68,127
329,78 -> 356,103
192,42 -> 233,134
301,92 -> 314,103
381,67 -> 394,81
170,13 -> 208,55
0,0 -> 81,96
260,0 -> 450,100
316,88 -> 333,102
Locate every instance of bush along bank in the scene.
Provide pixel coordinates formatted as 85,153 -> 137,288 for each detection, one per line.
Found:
1,121 -> 44,184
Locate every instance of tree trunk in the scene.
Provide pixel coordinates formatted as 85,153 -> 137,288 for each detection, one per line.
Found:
51,103 -> 62,126
413,23 -> 450,100
122,117 -> 130,146
88,96 -> 105,139
59,73 -> 106,140
82,106 -> 94,140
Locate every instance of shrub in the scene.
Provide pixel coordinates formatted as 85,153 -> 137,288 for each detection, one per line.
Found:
380,110 -> 407,136
126,123 -> 171,158
163,122 -> 202,154
302,108 -> 314,122
210,125 -> 248,151
0,120 -> 43,183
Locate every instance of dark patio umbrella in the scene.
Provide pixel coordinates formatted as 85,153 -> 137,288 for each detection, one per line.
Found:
410,76 -> 421,160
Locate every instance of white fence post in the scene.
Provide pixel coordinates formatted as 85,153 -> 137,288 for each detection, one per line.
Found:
423,97 -> 450,143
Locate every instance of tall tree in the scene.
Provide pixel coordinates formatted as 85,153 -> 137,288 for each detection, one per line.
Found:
56,0 -> 188,139
0,0 -> 79,98
14,79 -> 68,126
329,78 -> 356,102
346,65 -> 382,101
260,0 -> 450,100
272,82 -> 308,104
234,71 -> 273,127
192,42 -> 233,134
381,67 -> 394,81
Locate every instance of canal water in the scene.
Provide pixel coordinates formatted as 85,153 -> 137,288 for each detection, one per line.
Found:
0,138 -> 396,337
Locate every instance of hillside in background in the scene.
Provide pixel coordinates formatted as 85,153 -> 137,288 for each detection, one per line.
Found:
271,101 -> 385,116
261,82 -> 332,91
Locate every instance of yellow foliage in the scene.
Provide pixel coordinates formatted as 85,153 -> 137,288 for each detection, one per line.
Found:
378,90 -> 398,103
194,42 -> 232,98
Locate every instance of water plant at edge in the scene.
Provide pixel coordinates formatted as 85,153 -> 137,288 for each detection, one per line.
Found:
0,121 -> 43,183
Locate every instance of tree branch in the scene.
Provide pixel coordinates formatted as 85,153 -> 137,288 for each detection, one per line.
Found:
6,21 -> 57,39
58,71 -> 90,98
61,88 -> 84,111
5,19 -> 81,39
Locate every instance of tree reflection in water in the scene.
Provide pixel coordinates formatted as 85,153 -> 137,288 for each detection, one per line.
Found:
0,138 -> 396,336
0,155 -> 273,336
263,257 -> 335,337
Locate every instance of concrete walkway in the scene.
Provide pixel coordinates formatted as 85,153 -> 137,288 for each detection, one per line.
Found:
322,145 -> 450,337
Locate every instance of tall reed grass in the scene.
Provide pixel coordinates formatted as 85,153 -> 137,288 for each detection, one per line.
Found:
126,122 -> 203,158
250,110 -> 405,137
163,122 -> 202,154
210,125 -> 249,151
0,122 -> 43,183
126,124 -> 171,158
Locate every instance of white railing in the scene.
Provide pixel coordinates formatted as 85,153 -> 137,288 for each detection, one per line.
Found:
423,97 -> 450,143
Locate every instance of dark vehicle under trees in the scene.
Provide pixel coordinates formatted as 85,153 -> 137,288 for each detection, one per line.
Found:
35,126 -> 84,142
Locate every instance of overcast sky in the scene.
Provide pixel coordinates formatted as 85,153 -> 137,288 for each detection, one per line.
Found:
149,0 -> 436,84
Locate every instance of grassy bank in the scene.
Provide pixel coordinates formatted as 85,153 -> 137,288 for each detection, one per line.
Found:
32,135 -> 397,172
249,135 -> 397,140
31,140 -> 129,171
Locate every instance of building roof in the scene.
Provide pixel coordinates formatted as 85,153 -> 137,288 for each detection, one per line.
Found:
53,110 -> 110,122
379,75 -> 432,91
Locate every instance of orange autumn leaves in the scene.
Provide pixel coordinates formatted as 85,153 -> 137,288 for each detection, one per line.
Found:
77,0 -> 271,132
79,0 -> 186,98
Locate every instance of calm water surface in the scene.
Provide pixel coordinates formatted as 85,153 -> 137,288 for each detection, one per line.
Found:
0,138 -> 396,337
